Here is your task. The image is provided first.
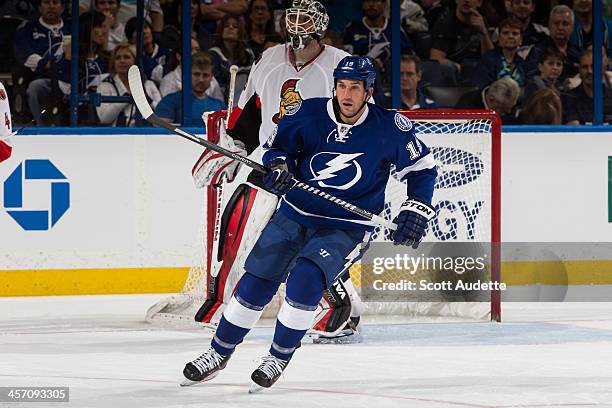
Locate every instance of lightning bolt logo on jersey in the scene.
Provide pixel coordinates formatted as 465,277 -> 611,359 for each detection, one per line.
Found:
310,152 -> 364,190
262,97 -> 437,232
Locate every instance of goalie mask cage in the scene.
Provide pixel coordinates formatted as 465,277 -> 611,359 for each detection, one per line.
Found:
146,109 -> 501,325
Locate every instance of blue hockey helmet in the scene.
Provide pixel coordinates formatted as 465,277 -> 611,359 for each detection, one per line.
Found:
333,56 -> 376,90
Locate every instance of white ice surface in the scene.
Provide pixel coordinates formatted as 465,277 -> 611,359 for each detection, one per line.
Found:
1,295 -> 612,408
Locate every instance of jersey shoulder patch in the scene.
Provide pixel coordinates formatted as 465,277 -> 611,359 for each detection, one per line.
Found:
394,112 -> 413,132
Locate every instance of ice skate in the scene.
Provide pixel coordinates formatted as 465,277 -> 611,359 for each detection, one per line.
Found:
180,348 -> 230,386
248,354 -> 290,393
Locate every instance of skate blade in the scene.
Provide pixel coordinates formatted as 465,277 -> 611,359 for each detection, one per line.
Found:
179,371 -> 220,387
248,382 -> 265,394
311,331 -> 363,344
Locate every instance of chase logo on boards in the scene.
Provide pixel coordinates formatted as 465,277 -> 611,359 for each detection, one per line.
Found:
3,159 -> 70,231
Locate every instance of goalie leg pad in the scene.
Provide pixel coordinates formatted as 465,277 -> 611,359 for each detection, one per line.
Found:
195,183 -> 278,324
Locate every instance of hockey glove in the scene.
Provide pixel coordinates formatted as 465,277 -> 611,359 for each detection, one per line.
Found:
263,158 -> 295,196
192,129 -> 247,187
391,199 -> 436,248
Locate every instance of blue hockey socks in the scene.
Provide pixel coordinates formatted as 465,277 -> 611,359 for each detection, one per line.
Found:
270,258 -> 326,360
212,272 -> 280,356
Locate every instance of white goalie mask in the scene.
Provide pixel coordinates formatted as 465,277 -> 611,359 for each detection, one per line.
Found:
285,0 -> 329,50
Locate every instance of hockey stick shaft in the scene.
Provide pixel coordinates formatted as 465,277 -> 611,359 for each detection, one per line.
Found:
226,65 -> 239,122
128,65 -> 396,230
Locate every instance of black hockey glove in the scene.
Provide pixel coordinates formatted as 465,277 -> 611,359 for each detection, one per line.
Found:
263,157 -> 296,196
391,199 -> 436,248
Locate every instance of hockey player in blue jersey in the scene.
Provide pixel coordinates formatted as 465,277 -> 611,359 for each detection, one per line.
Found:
181,56 -> 437,392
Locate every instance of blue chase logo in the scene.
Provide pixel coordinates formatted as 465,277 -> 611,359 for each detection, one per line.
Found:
3,159 -> 70,231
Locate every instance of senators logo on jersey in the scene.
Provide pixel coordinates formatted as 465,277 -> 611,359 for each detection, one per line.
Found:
272,79 -> 303,124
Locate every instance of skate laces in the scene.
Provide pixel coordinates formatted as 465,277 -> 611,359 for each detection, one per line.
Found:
257,354 -> 287,379
191,349 -> 224,374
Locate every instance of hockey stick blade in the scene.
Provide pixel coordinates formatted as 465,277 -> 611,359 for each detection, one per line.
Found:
127,65 -> 396,230
128,65 -> 154,119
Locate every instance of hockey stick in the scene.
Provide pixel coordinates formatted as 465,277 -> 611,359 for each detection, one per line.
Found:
128,65 -> 396,230
226,65 -> 239,122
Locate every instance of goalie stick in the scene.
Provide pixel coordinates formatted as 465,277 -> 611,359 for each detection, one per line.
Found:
128,65 -> 397,230
226,65 -> 239,122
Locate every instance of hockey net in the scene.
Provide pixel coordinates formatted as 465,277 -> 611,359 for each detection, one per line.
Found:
146,109 -> 501,325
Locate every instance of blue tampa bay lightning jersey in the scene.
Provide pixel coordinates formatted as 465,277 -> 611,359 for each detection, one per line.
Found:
262,97 -> 437,232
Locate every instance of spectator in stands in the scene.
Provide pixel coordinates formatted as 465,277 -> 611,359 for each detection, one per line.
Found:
246,0 -> 282,58
184,0 -> 212,50
400,54 -> 437,110
209,15 -> 255,97
199,0 -> 248,38
56,11 -> 110,88
429,0 -> 494,84
29,11 -> 110,125
570,0 -> 612,55
522,47 -> 564,101
159,45 -> 224,101
321,0 -> 362,35
125,17 -> 172,85
495,0 -> 548,48
422,0 -> 448,29
96,43 -> 161,126
95,0 -> 127,51
344,0 -> 413,89
473,17 -> 526,89
562,48 -> 612,124
525,5 -> 582,82
320,31 -> 344,50
518,87 -> 562,124
456,76 -> 520,119
155,51 -> 226,125
13,0 -> 70,123
80,0 -> 164,36
400,0 -> 429,34
162,0 -> 211,51
480,0 -> 507,29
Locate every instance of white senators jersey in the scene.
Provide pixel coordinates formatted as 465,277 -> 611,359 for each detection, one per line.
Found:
227,44 -> 349,155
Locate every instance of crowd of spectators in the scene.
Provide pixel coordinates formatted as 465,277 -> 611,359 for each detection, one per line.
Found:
3,0 -> 612,126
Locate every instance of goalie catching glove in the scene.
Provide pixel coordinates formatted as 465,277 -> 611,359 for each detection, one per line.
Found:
391,199 -> 436,248
263,157 -> 296,196
192,128 -> 247,187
